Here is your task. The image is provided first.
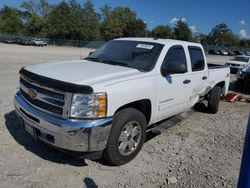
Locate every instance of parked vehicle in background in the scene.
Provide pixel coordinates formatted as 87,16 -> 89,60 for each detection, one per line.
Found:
14,38 -> 230,165
31,38 -> 47,46
208,49 -> 217,55
2,37 -> 15,44
226,55 -> 250,73
227,50 -> 235,56
215,50 -> 221,55
234,50 -> 245,56
217,49 -> 229,56
235,64 -> 250,92
19,38 -> 33,46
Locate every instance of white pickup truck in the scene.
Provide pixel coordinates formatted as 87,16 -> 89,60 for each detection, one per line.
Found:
14,38 -> 230,165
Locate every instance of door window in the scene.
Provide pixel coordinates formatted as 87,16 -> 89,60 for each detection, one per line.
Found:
162,45 -> 187,73
188,46 -> 205,71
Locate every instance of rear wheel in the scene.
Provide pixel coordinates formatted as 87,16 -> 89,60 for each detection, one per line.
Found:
104,108 -> 147,166
207,86 -> 222,114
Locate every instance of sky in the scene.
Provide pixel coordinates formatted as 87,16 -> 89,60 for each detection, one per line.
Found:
0,0 -> 250,39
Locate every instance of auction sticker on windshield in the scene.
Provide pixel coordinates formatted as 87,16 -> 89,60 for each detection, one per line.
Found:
136,44 -> 154,50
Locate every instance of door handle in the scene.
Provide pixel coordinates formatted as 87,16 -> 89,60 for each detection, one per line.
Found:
202,76 -> 207,80
183,79 -> 191,84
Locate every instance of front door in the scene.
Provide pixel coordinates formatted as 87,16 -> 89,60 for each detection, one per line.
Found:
156,45 -> 193,120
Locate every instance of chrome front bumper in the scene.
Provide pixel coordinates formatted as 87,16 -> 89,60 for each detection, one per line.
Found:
14,91 -> 113,152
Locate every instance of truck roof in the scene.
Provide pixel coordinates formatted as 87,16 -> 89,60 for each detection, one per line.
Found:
114,37 -> 201,47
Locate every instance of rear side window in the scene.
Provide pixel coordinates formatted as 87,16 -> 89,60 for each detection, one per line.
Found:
188,46 -> 205,71
162,45 -> 187,72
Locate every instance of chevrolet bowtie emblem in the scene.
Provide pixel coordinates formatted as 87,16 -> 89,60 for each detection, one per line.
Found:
27,88 -> 37,99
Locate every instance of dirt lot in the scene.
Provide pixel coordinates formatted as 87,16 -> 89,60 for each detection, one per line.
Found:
0,43 -> 249,188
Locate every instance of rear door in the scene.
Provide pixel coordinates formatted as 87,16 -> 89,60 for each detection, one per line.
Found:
187,46 -> 208,96
156,45 -> 193,120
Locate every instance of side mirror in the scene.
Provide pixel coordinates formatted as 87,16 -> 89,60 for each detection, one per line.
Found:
161,62 -> 186,76
89,51 -> 94,56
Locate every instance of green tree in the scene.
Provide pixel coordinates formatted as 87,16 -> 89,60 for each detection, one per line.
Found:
174,20 -> 193,41
151,25 -> 174,39
101,14 -> 124,40
82,0 -> 100,40
38,0 -> 50,18
20,0 -> 36,14
0,6 -> 24,35
208,23 -> 240,46
68,0 -> 85,40
124,19 -> 147,37
25,13 -> 45,36
20,0 -> 50,36
21,0 -> 50,18
46,2 -> 71,39
240,39 -> 250,48
101,6 -> 147,40
100,4 -> 111,21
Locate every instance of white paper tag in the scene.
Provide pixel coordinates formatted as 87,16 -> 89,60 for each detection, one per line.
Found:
136,44 -> 154,50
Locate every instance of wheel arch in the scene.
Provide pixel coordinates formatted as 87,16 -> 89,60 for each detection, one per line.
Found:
205,81 -> 226,96
114,99 -> 152,125
215,81 -> 226,96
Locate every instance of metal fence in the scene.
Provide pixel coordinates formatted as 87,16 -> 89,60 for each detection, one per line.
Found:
0,34 -> 250,52
0,34 -> 105,49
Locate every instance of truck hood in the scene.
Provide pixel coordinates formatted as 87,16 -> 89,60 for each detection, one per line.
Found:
24,60 -> 140,86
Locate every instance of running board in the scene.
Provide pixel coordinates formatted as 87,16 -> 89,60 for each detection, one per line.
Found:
150,109 -> 194,134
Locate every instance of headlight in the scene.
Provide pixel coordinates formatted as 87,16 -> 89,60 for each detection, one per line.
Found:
70,93 -> 107,118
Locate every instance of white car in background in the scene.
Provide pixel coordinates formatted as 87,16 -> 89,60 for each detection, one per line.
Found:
31,39 -> 47,47
226,55 -> 250,73
217,49 -> 229,56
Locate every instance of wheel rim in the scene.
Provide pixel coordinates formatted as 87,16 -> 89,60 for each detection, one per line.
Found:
118,121 -> 142,156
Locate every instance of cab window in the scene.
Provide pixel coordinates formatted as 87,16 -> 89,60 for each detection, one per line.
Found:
188,46 -> 205,71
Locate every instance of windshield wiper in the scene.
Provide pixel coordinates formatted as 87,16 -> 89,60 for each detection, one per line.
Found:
102,59 -> 146,72
102,59 -> 130,67
86,58 -> 145,72
84,57 -> 100,62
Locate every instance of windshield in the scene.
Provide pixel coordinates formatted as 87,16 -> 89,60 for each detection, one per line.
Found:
232,56 -> 249,62
85,40 -> 164,71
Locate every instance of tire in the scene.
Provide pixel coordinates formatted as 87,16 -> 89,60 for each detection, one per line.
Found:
104,108 -> 147,166
207,86 -> 222,114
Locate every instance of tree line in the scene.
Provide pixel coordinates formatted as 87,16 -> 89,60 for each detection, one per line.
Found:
0,0 -> 250,48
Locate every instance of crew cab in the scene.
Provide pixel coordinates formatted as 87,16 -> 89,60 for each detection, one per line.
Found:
226,55 -> 250,73
14,38 -> 230,165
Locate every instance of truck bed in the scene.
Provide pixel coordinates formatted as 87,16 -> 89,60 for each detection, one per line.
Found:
207,63 -> 230,96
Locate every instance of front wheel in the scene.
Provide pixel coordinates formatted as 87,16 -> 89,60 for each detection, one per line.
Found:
207,86 -> 222,114
104,108 -> 147,166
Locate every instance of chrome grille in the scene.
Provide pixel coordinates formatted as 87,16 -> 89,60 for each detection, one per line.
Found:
19,76 -> 69,118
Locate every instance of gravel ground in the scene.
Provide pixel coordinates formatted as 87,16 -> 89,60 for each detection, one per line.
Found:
0,43 -> 249,188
